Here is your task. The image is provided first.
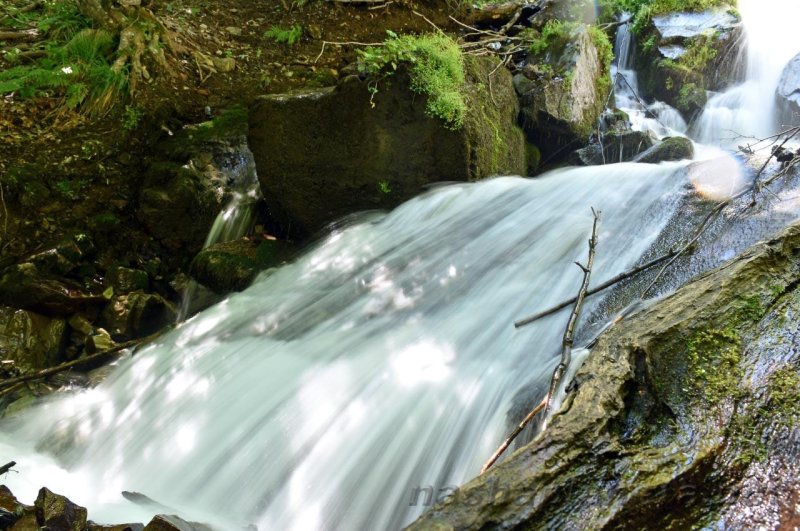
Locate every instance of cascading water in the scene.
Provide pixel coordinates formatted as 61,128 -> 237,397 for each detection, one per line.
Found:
612,18 -> 687,138
4,2 -> 800,530
695,0 -> 800,144
2,165 -> 689,529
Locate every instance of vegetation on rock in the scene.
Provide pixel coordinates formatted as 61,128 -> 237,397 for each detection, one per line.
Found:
358,32 -> 467,130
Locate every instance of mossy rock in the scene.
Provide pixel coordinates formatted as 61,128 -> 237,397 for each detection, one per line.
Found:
409,222 -> 800,529
514,23 -> 610,163
249,56 -> 525,239
634,7 -> 744,120
189,238 -> 296,293
634,136 -> 694,163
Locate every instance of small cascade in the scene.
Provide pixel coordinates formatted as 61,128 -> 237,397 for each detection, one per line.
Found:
695,0 -> 800,145
179,145 -> 261,319
610,18 -> 687,140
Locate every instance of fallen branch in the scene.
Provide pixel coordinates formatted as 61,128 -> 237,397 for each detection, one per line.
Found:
544,208 -> 599,416
482,209 -> 599,473
514,249 -> 678,328
0,330 -> 166,392
641,138 -> 800,298
480,396 -> 546,474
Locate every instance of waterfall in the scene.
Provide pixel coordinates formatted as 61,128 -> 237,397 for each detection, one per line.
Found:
694,0 -> 800,145
3,3 -> 800,530
611,19 -> 687,139
1,165 -> 689,529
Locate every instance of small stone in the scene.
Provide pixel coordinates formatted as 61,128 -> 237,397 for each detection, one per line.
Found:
307,24 -> 323,40
225,26 -> 242,36
213,57 -> 236,73
35,487 -> 88,531
86,328 -> 114,353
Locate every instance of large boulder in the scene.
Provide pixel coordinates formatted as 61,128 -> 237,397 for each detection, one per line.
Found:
0,307 -> 67,370
409,222 -> 800,529
777,52 -> 800,125
514,23 -> 610,163
634,7 -> 745,119
249,56 -> 526,239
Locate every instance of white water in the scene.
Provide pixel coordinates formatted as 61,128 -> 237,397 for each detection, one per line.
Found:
2,166 -> 688,529
695,0 -> 800,145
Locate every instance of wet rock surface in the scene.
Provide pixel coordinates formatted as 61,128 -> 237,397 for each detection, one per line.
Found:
777,52 -> 800,125
635,7 -> 745,119
409,223 -> 800,530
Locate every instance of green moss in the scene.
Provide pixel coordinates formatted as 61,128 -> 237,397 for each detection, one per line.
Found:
358,32 -> 466,129
587,25 -> 614,100
687,327 -> 743,404
599,0 -> 736,33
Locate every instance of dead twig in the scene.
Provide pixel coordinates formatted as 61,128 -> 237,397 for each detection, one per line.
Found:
480,396 -> 546,473
314,40 -> 383,64
482,209 -> 600,473
0,461 -> 16,475
514,249 -> 678,328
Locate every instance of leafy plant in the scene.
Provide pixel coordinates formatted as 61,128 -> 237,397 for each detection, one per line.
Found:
377,180 -> 392,194
264,24 -> 303,46
358,31 -> 467,130
122,105 -> 143,130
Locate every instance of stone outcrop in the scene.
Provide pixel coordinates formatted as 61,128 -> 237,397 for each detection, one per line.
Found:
410,222 -> 800,529
514,24 -> 607,163
249,56 -> 526,239
568,110 -> 654,165
634,7 -> 745,119
777,52 -> 800,125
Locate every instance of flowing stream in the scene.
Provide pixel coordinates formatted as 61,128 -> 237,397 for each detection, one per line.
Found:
3,1 -> 800,529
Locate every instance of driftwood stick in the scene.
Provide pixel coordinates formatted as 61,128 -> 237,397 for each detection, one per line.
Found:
482,210 -> 600,474
544,208 -> 599,416
480,396 -> 546,474
514,249 -> 677,328
0,461 -> 16,475
0,330 -> 165,392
